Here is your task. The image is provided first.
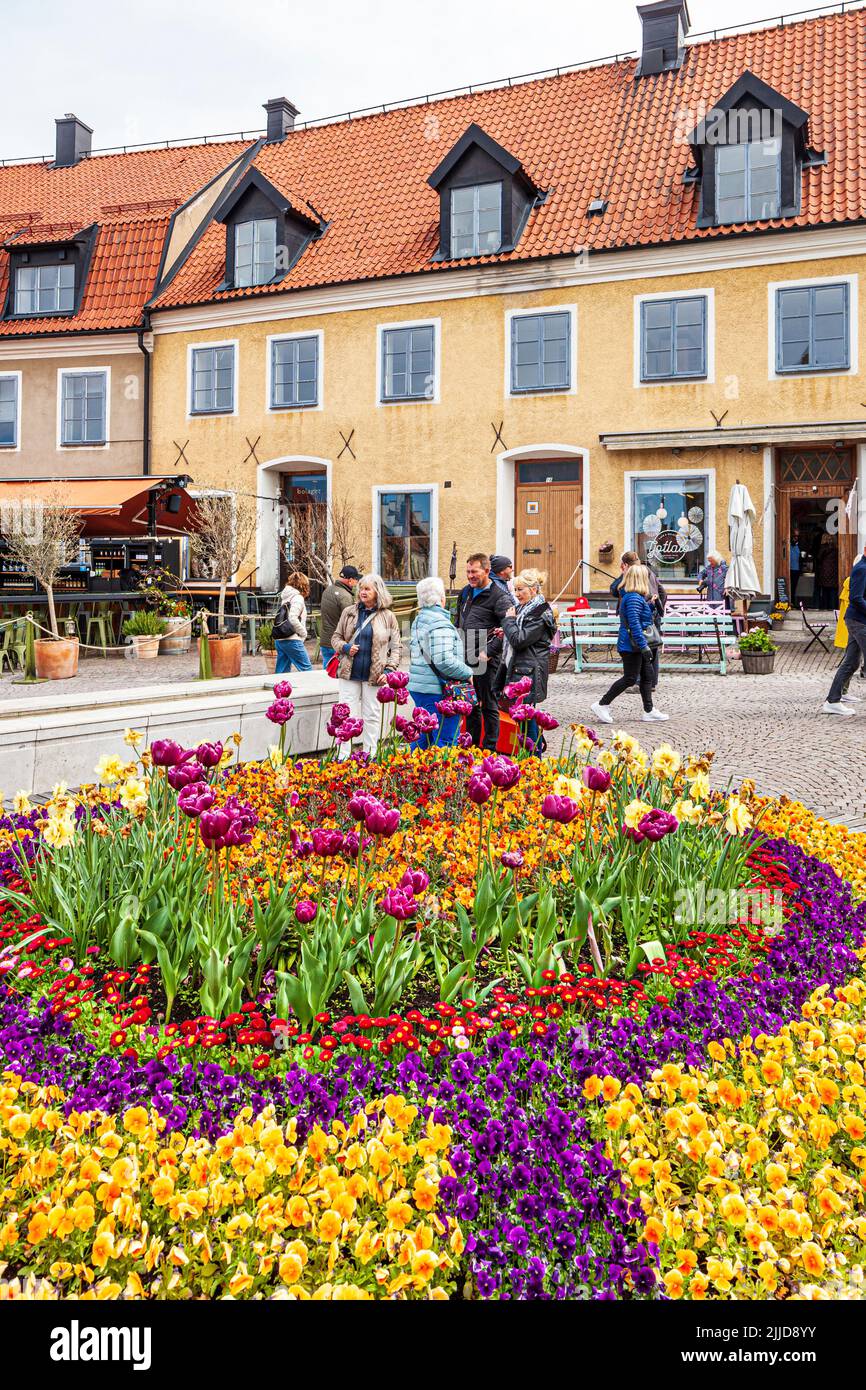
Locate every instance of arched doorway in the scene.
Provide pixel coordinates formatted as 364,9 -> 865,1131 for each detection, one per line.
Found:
496,444 -> 590,601
255,456 -> 332,596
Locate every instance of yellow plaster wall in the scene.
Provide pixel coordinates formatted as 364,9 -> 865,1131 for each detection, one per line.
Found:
149,249 -> 864,590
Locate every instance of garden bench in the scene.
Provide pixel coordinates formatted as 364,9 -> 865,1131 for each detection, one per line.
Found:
559,609 -> 736,674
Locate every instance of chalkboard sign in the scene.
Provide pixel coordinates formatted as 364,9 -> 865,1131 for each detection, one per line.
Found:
776,577 -> 789,604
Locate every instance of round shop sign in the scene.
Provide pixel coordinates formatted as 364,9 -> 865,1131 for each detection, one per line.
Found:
647,529 -> 687,564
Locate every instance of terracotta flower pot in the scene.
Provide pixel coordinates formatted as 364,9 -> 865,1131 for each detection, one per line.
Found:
130,635 -> 161,660
262,649 -> 277,673
34,637 -> 79,680
208,633 -> 243,678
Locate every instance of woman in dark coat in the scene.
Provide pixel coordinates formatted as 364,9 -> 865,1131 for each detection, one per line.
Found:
494,568 -> 556,754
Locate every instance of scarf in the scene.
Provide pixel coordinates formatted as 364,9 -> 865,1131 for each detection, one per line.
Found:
502,592 -> 546,671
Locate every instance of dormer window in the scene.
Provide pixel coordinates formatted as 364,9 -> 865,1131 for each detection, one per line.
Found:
450,182 -> 502,258
428,123 -> 542,262
716,137 -> 780,225
15,262 -> 75,314
234,218 -> 277,288
212,167 -> 325,293
688,73 -> 820,230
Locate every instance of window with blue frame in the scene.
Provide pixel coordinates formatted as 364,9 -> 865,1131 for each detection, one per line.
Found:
380,325 -> 435,402
715,138 -> 781,225
61,371 -> 106,446
271,336 -> 318,408
640,297 -> 707,381
510,312 -> 571,393
776,283 -> 850,372
190,346 -> 235,414
0,376 -> 18,447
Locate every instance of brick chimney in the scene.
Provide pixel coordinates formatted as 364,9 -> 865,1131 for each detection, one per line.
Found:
636,1 -> 690,77
55,114 -> 93,167
263,97 -> 299,143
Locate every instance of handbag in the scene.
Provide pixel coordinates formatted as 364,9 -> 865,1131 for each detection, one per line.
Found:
427,653 -> 477,707
325,653 -> 339,679
643,622 -> 663,649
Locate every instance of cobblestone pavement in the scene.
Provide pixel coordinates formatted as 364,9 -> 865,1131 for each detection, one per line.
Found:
545,651 -> 866,827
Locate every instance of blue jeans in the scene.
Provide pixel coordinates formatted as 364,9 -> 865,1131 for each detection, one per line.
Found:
320,644 -> 335,668
275,638 -> 312,673
408,689 -> 462,749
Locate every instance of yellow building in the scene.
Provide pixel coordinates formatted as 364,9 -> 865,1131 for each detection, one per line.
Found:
144,4 -> 866,604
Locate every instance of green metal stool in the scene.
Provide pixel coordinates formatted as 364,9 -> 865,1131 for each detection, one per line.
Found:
0,618 -> 28,673
85,604 -> 114,656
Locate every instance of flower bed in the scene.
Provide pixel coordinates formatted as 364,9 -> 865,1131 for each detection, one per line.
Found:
1,707 -> 865,1300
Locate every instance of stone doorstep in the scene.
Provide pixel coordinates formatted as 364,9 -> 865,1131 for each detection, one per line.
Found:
0,670 -> 333,723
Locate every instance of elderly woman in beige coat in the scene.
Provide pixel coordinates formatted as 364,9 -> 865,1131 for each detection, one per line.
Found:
331,573 -> 402,757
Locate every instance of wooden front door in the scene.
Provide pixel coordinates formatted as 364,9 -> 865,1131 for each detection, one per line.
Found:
514,481 -> 582,601
775,449 -> 856,600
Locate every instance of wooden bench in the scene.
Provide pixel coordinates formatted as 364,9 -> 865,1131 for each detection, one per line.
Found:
559,608 -> 737,674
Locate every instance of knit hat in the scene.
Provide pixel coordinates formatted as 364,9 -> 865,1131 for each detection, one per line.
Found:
490,555 -> 513,574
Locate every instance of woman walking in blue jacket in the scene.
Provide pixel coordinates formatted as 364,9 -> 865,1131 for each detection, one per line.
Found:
591,565 -> 669,724
409,576 -> 473,747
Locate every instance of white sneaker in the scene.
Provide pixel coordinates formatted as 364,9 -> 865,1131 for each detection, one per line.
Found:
642,709 -> 670,722
821,701 -> 856,716
841,691 -> 862,702
590,701 -> 614,725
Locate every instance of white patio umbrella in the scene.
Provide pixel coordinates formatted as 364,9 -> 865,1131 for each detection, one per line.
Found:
725,481 -> 761,598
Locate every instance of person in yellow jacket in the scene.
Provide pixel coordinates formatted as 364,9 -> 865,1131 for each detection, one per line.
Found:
834,574 -> 865,691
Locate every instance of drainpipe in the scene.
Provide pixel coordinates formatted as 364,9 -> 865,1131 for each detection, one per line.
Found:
137,314 -> 152,477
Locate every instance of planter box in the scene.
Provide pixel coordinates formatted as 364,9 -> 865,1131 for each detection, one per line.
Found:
160,616 -> 192,654
261,649 -> 277,673
129,635 -> 161,660
741,650 -> 776,675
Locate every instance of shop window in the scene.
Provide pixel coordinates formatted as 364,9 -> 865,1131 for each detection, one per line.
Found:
631,475 -> 708,580
378,490 -> 432,582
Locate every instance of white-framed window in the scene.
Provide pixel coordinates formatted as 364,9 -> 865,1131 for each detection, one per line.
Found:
715,138 -> 781,225
633,289 -> 715,387
506,306 -> 576,395
373,485 -> 437,582
625,469 -> 715,583
267,331 -> 322,410
377,319 -> 440,405
234,218 -> 278,288
188,342 -> 237,415
0,372 -> 21,449
58,369 -> 108,448
767,274 -> 858,380
15,262 -> 75,315
450,182 -> 502,258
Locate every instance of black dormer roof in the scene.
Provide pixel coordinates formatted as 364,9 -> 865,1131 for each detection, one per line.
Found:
688,71 -> 811,169
212,166 -> 322,232
427,122 -> 537,194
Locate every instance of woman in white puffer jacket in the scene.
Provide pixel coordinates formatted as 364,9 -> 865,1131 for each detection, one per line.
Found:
273,571 -> 313,673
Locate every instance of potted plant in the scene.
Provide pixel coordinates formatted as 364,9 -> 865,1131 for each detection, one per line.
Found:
160,598 -> 193,654
0,484 -> 82,679
189,492 -> 257,679
122,609 -> 167,659
257,619 -> 277,672
739,625 -> 778,674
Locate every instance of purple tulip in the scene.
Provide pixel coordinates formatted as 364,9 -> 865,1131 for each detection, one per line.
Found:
637,808 -> 679,842
541,794 -> 581,825
467,771 -> 493,805
457,733 -> 474,750
394,688 -> 409,706
266,699 -> 295,726
195,741 -> 224,768
501,849 -> 524,869
504,677 -> 533,700
535,710 -> 559,732
295,899 -> 317,924
400,867 -> 429,895
166,760 -> 207,790
273,680 -> 293,699
222,796 -> 258,847
386,670 -> 410,689
412,709 -> 439,733
199,807 -> 233,848
480,755 -> 521,790
509,703 -> 538,724
435,698 -> 457,718
583,766 -> 612,794
342,830 -> 363,858
348,791 -> 377,820
622,823 -> 646,844
311,828 -> 345,857
376,686 -> 396,704
379,886 -> 417,920
331,702 -> 350,722
334,719 -> 363,743
177,783 -> 216,818
150,739 -> 185,767
363,803 -> 400,837
395,715 -> 416,737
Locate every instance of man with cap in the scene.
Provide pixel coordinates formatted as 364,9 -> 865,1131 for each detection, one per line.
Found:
319,565 -> 361,667
490,555 -> 516,601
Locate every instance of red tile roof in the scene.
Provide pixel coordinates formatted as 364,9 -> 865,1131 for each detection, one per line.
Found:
0,140 -> 252,335
153,8 -> 866,312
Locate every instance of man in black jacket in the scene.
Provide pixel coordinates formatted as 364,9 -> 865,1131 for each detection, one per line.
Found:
823,543 -> 866,716
457,552 -> 512,750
